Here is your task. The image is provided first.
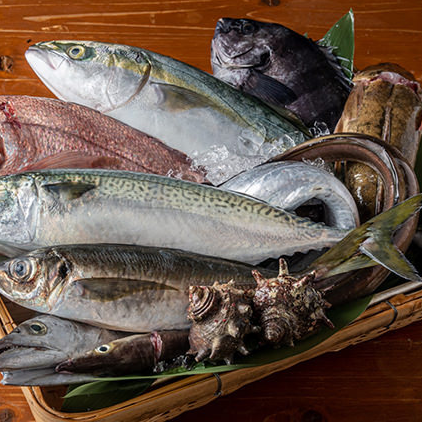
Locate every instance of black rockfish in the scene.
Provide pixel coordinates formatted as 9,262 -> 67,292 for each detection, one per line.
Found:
211,18 -> 351,131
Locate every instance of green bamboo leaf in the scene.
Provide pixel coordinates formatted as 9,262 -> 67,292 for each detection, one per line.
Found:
319,9 -> 355,81
62,380 -> 153,412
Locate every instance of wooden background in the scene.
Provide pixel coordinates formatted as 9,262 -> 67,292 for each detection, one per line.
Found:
0,0 -> 422,421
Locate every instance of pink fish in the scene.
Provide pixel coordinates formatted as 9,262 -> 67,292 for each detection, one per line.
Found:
0,95 -> 208,183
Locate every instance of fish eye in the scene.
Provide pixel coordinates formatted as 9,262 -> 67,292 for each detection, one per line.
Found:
9,258 -> 36,282
67,45 -> 86,60
95,344 -> 111,354
29,322 -> 47,335
241,22 -> 255,35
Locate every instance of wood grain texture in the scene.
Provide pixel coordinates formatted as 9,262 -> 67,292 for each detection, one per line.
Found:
0,0 -> 421,421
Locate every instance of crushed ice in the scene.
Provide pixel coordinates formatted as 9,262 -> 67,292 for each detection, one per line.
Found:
190,131 -> 307,185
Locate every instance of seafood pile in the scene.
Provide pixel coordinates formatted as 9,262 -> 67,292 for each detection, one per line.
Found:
0,12 -> 421,401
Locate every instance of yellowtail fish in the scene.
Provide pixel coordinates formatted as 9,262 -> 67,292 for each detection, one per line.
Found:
25,41 -> 310,182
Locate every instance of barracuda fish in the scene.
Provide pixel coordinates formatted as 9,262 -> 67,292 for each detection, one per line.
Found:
0,314 -> 126,370
0,95 -> 206,184
56,331 -> 189,376
221,161 -> 359,230
211,18 -> 351,132
25,40 -> 309,178
0,169 -> 347,264
0,244 -> 274,331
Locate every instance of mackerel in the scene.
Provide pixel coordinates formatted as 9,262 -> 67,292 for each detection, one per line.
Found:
0,169 -> 346,263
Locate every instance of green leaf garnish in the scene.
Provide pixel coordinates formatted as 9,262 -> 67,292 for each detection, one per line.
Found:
319,9 -> 355,81
62,379 -> 153,412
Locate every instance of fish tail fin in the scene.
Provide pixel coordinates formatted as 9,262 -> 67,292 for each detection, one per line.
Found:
309,194 -> 422,281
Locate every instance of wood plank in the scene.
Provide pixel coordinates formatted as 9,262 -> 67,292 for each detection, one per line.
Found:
0,0 -> 421,421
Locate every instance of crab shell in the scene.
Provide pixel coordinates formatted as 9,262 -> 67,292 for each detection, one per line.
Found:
252,258 -> 333,347
187,281 -> 259,364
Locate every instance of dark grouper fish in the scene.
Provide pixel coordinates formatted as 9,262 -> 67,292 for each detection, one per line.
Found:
211,18 -> 351,131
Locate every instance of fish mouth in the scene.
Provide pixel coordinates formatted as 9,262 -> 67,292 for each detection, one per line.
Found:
0,344 -> 51,356
212,40 -> 269,70
26,46 -> 65,71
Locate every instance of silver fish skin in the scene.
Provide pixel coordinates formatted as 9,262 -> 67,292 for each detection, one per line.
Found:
211,18 -> 351,131
25,41 -> 309,162
1,368 -> 99,386
0,244 -> 273,331
221,161 -> 359,230
0,314 -> 126,370
0,169 -> 346,264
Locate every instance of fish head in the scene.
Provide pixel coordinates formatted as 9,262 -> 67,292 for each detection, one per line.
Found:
0,174 -> 39,252
0,247 -> 71,311
25,41 -> 151,113
211,18 -> 285,74
0,315 -> 82,370
56,339 -> 120,374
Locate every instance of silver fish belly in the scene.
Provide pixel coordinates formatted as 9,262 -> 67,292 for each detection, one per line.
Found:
0,169 -> 346,264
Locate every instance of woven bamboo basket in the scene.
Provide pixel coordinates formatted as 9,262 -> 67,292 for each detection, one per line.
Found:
2,286 -> 422,422
0,134 -> 420,421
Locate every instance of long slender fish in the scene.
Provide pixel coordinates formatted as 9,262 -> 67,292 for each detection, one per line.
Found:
211,18 -> 351,131
0,314 -> 126,370
0,244 -> 274,331
0,95 -> 207,183
0,169 -> 347,263
56,331 -> 190,376
221,161 -> 359,230
25,40 -> 309,179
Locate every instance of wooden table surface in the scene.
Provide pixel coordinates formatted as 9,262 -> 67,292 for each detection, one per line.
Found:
0,0 -> 421,421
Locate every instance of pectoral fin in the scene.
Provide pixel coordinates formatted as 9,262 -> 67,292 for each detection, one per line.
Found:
74,278 -> 179,301
152,82 -> 216,112
244,70 -> 297,106
41,182 -> 97,200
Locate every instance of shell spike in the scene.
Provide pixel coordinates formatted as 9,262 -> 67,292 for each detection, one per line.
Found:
278,258 -> 289,276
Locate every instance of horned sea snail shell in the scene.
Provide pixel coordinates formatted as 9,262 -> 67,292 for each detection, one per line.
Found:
187,281 -> 259,364
252,258 -> 334,347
